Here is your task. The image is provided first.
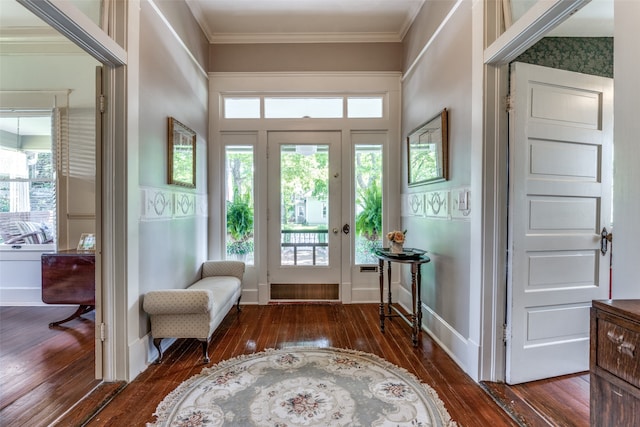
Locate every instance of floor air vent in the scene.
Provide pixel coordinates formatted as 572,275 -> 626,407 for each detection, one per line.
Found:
270,283 -> 339,300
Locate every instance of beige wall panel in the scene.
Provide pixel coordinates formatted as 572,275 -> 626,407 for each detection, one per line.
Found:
209,43 -> 402,72
402,0 -> 457,70
137,1 -> 210,338
154,0 -> 210,69
401,1 -> 472,343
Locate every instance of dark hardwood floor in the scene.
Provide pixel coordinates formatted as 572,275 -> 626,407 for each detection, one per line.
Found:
482,373 -> 590,427
0,306 -> 100,426
1,304 -> 591,426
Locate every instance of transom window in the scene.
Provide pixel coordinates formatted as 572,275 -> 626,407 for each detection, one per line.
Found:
222,95 -> 385,119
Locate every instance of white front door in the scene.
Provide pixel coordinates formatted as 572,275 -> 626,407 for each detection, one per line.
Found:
267,131 -> 342,291
506,62 -> 613,384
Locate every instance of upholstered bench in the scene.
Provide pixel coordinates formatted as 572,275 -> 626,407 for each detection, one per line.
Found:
142,260 -> 244,363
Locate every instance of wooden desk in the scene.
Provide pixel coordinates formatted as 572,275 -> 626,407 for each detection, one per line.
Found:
375,249 -> 430,346
41,250 -> 95,327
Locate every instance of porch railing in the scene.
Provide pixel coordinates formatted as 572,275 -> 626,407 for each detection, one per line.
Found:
281,229 -> 328,266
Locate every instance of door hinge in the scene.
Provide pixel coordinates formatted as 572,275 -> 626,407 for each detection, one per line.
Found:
100,323 -> 106,341
502,323 -> 510,343
505,95 -> 513,112
98,94 -> 106,113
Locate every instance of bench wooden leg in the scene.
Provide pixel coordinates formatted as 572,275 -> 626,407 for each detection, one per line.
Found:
199,338 -> 210,364
153,338 -> 163,364
236,295 -> 242,313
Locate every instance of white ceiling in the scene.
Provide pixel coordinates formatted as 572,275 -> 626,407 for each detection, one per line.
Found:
185,0 -> 613,43
0,0 -> 614,47
547,0 -> 613,37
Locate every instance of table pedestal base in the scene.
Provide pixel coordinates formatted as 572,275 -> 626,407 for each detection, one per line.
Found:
49,304 -> 95,328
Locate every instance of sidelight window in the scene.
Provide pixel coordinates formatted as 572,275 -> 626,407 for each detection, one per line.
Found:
354,144 -> 383,264
225,145 -> 255,264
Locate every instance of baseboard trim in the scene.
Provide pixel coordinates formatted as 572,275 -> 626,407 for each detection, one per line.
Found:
241,288 -> 258,304
0,288 -> 49,306
395,284 -> 469,372
350,286 -> 381,303
131,333 -> 176,380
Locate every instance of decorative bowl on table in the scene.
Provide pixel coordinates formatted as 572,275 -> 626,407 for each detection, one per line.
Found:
375,247 -> 427,259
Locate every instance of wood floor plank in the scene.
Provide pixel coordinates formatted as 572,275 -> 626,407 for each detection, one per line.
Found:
1,304 -> 592,427
84,304 -> 516,426
0,306 -> 98,427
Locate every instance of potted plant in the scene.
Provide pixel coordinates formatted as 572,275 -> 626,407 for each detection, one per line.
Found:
226,189 -> 254,261
355,183 -> 382,262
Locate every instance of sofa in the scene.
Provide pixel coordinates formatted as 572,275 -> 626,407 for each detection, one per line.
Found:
0,220 -> 54,244
142,260 -> 244,364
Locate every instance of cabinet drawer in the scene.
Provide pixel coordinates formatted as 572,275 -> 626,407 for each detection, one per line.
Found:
591,374 -> 640,427
597,319 -> 640,388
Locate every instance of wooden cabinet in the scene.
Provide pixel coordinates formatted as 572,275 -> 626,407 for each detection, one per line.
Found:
590,300 -> 640,426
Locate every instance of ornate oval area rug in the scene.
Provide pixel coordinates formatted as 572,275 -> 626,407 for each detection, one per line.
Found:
148,347 -> 457,426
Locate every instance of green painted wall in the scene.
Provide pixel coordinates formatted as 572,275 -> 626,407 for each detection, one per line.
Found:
515,37 -> 613,78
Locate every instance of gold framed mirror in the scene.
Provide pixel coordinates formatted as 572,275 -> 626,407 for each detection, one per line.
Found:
407,108 -> 449,186
168,117 -> 196,188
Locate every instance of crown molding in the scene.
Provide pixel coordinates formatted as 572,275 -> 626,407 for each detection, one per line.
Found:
0,26 -> 84,54
209,32 -> 403,45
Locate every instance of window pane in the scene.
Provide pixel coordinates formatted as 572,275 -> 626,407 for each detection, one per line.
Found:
354,144 -> 383,264
280,145 -> 329,266
224,97 -> 260,119
265,97 -> 343,118
0,114 -> 56,245
225,146 -> 254,264
348,97 -> 383,118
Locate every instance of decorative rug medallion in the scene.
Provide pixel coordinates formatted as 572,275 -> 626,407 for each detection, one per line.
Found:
148,347 -> 457,426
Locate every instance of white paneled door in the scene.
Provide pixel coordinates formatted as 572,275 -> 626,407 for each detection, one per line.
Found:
506,63 -> 613,384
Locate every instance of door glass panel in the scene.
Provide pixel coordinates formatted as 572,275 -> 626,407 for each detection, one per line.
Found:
280,144 -> 329,266
225,146 -> 254,264
354,144 -> 382,264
